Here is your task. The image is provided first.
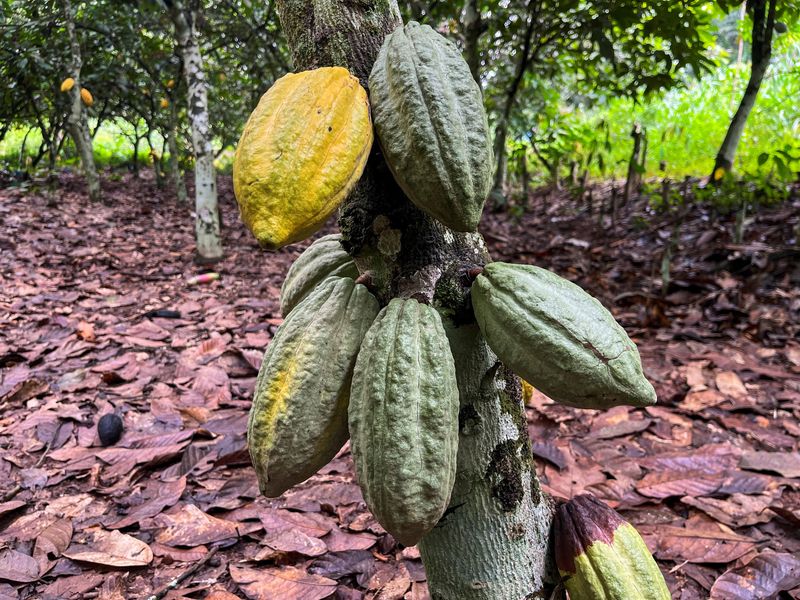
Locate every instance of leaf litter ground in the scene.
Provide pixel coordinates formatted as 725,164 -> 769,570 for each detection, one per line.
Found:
0,172 -> 799,599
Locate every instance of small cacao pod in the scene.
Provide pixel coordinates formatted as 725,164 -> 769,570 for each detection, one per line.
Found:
166,79 -> 175,89
280,234 -> 359,317
233,67 -> 373,250
555,495 -> 670,600
160,98 -> 169,109
369,21 -> 493,232
80,88 -> 93,106
349,298 -> 459,546
248,277 -> 379,497
60,77 -> 75,92
471,262 -> 656,409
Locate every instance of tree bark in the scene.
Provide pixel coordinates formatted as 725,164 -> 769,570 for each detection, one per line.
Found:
169,0 -> 223,261
712,0 -> 776,178
62,0 -> 101,202
623,122 -> 643,205
274,1 -> 556,598
461,0 -> 484,86
167,101 -> 188,203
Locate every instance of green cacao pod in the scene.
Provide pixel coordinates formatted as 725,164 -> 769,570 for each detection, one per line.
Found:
349,298 -> 459,546
369,21 -> 493,232
471,262 -> 656,409
248,277 -> 379,497
280,234 -> 359,317
555,495 -> 670,600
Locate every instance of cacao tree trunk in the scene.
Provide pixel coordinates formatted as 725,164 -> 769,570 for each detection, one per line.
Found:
712,0 -> 776,178
168,0 -> 223,261
62,0 -> 101,202
274,1 -> 556,598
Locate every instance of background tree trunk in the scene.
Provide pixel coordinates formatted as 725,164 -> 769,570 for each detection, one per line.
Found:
712,0 -> 776,177
169,0 -> 223,261
167,101 -> 188,203
461,0 -> 484,86
274,1 -> 556,598
62,0 -> 101,202
490,6 -> 536,207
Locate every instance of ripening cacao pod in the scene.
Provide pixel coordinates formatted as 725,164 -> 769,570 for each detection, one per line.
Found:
248,277 -> 379,497
471,262 -> 656,409
233,67 -> 373,250
349,298 -> 459,546
160,98 -> 169,109
369,21 -> 493,232
280,234 -> 359,317
80,88 -> 93,106
555,495 -> 670,600
60,77 -> 75,92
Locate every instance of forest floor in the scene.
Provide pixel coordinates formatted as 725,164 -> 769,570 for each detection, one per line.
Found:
1,171 -> 799,600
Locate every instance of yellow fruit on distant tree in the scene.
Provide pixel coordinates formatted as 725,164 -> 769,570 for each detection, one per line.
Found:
80,88 -> 94,106
60,77 -> 75,92
233,67 -> 373,250
166,79 -> 175,89
160,98 -> 170,109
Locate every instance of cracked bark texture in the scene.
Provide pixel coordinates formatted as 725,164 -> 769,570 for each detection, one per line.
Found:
62,0 -> 100,202
274,1 -> 556,598
169,0 -> 223,261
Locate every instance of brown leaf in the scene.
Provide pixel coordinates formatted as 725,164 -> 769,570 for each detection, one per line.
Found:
63,528 -> 153,567
155,503 -> 253,546
107,476 -> 186,529
680,493 -> 776,527
262,529 -> 327,557
323,527 -> 377,552
0,548 -> 39,582
715,371 -> 747,398
640,524 -> 756,564
741,451 -> 800,478
0,500 -> 26,519
33,518 -> 73,573
39,573 -> 106,600
230,564 -> 337,600
710,552 -> 800,599
258,508 -> 334,539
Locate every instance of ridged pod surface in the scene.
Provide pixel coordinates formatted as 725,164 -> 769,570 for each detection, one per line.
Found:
248,277 -> 379,497
280,234 -> 359,317
369,21 -> 492,232
472,262 -> 657,409
554,495 -> 670,600
349,298 -> 459,546
233,67 -> 373,250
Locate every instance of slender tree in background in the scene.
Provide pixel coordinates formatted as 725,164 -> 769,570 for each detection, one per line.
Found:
712,0 -> 777,178
167,0 -> 223,261
62,0 -> 101,201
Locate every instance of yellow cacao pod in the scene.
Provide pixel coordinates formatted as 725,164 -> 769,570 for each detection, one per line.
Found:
166,79 -> 175,89
80,88 -> 94,107
160,98 -> 169,108
60,77 -> 75,92
233,67 -> 373,250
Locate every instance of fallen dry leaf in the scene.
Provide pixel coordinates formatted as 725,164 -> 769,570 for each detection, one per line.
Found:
710,552 -> 800,599
230,564 -> 337,600
740,451 -> 800,478
63,529 -> 153,567
0,548 -> 39,583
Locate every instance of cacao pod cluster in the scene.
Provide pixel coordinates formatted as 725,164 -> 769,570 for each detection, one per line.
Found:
250,241 -> 459,545
239,18 -> 657,552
